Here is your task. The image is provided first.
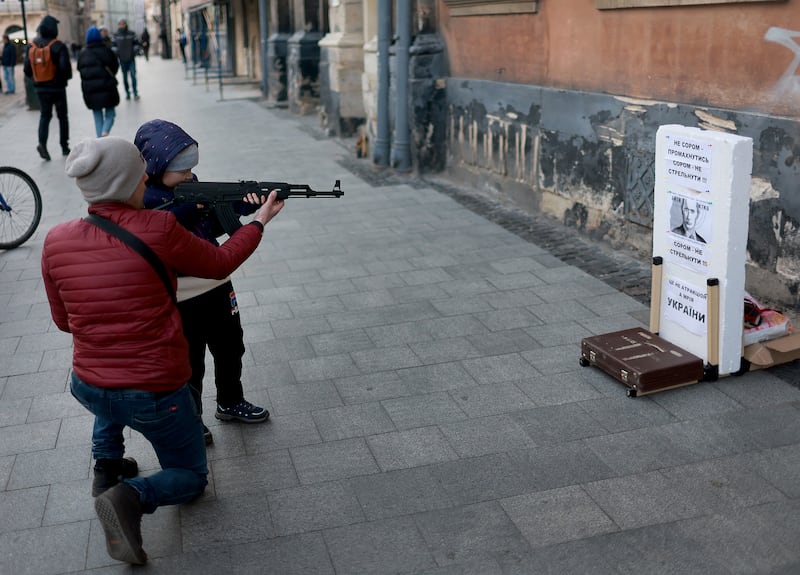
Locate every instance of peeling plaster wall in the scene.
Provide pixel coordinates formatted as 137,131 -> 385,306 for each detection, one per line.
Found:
444,78 -> 800,310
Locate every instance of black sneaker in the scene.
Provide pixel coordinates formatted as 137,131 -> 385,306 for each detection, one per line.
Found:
36,144 -> 50,161
203,424 -> 213,445
92,457 -> 139,497
61,146 -> 70,156
215,399 -> 269,423
94,483 -> 147,565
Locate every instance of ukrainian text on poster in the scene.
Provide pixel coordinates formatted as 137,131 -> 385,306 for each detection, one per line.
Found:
664,134 -> 712,193
666,192 -> 712,273
664,276 -> 707,336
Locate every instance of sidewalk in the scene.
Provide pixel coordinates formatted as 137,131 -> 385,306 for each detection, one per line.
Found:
2,57 -> 800,575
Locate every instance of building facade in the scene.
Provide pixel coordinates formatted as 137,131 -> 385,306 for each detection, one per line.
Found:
316,0 -> 800,310
137,0 -> 800,309
434,0 -> 800,309
0,0 -> 83,46
0,0 -> 46,42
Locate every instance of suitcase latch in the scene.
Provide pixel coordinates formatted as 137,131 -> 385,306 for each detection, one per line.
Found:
589,351 -> 596,362
620,369 -> 629,382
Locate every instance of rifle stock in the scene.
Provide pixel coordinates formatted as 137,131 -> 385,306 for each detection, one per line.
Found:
162,179 -> 343,235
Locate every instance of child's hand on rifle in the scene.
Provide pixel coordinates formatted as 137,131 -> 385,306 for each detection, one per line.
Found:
251,190 -> 284,226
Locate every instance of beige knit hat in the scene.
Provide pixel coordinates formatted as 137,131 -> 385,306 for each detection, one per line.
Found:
65,137 -> 146,204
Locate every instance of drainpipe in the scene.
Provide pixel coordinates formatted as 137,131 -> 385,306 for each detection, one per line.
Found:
215,4 -> 223,100
391,0 -> 411,172
241,0 -> 251,78
373,0 -> 391,167
258,0 -> 269,96
21,0 -> 40,110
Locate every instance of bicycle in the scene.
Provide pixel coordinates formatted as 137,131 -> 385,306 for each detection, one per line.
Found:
0,167 -> 43,249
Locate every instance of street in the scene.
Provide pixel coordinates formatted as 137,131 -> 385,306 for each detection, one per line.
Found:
1,57 -> 800,574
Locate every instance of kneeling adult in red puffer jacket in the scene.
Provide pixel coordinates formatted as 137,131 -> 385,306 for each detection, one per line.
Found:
41,137 -> 284,565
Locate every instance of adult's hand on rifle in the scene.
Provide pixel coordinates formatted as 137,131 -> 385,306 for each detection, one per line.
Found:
243,192 -> 262,205
251,190 -> 284,227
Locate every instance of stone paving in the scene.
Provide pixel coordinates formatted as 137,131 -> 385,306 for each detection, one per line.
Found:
1,57 -> 800,574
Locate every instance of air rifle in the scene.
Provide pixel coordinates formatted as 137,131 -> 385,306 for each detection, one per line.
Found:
160,179 -> 343,235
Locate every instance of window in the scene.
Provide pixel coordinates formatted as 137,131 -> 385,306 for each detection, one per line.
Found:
597,0 -> 783,8
443,0 -> 537,17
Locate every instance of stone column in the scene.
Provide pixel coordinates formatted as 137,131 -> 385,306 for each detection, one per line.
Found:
360,0 -> 379,147
287,30 -> 323,114
408,0 -> 446,173
362,35 -> 379,144
267,32 -> 291,103
409,34 -> 446,172
318,0 -> 366,136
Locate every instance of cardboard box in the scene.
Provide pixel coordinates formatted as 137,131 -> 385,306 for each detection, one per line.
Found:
742,333 -> 800,370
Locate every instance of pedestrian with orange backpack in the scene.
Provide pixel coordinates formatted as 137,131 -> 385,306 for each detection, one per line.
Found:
23,15 -> 72,161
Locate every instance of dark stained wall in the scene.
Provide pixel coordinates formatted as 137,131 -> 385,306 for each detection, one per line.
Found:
432,0 -> 800,310
444,79 -> 800,310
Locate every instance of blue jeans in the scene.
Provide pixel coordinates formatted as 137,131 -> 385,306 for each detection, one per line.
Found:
2,66 -> 14,93
70,373 -> 207,514
92,108 -> 116,137
120,59 -> 137,97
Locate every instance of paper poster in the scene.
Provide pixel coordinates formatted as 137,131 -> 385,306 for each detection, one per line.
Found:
665,192 -> 712,273
664,276 -> 707,336
664,134 -> 712,193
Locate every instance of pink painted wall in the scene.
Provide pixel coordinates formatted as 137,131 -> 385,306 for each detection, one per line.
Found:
439,0 -> 800,116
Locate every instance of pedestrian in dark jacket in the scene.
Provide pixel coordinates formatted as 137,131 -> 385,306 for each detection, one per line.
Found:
176,28 -> 188,63
134,119 -> 272,445
140,28 -> 150,61
2,34 -> 17,94
112,18 -> 140,100
77,26 -> 120,137
42,136 -> 284,565
23,15 -> 73,161
99,26 -> 112,49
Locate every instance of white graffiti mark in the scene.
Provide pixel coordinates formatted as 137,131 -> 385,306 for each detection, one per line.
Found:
764,27 -> 800,98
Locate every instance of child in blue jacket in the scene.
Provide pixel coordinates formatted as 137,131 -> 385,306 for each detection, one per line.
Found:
135,119 -> 269,444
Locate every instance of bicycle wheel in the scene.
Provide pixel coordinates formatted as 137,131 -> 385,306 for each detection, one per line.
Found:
0,167 -> 43,249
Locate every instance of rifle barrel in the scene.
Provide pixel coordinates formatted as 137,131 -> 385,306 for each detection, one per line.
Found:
259,179 -> 343,199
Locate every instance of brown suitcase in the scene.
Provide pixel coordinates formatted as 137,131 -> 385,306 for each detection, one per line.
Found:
579,328 -> 705,397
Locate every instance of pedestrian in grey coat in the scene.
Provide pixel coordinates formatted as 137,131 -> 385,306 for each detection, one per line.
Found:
112,19 -> 140,100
